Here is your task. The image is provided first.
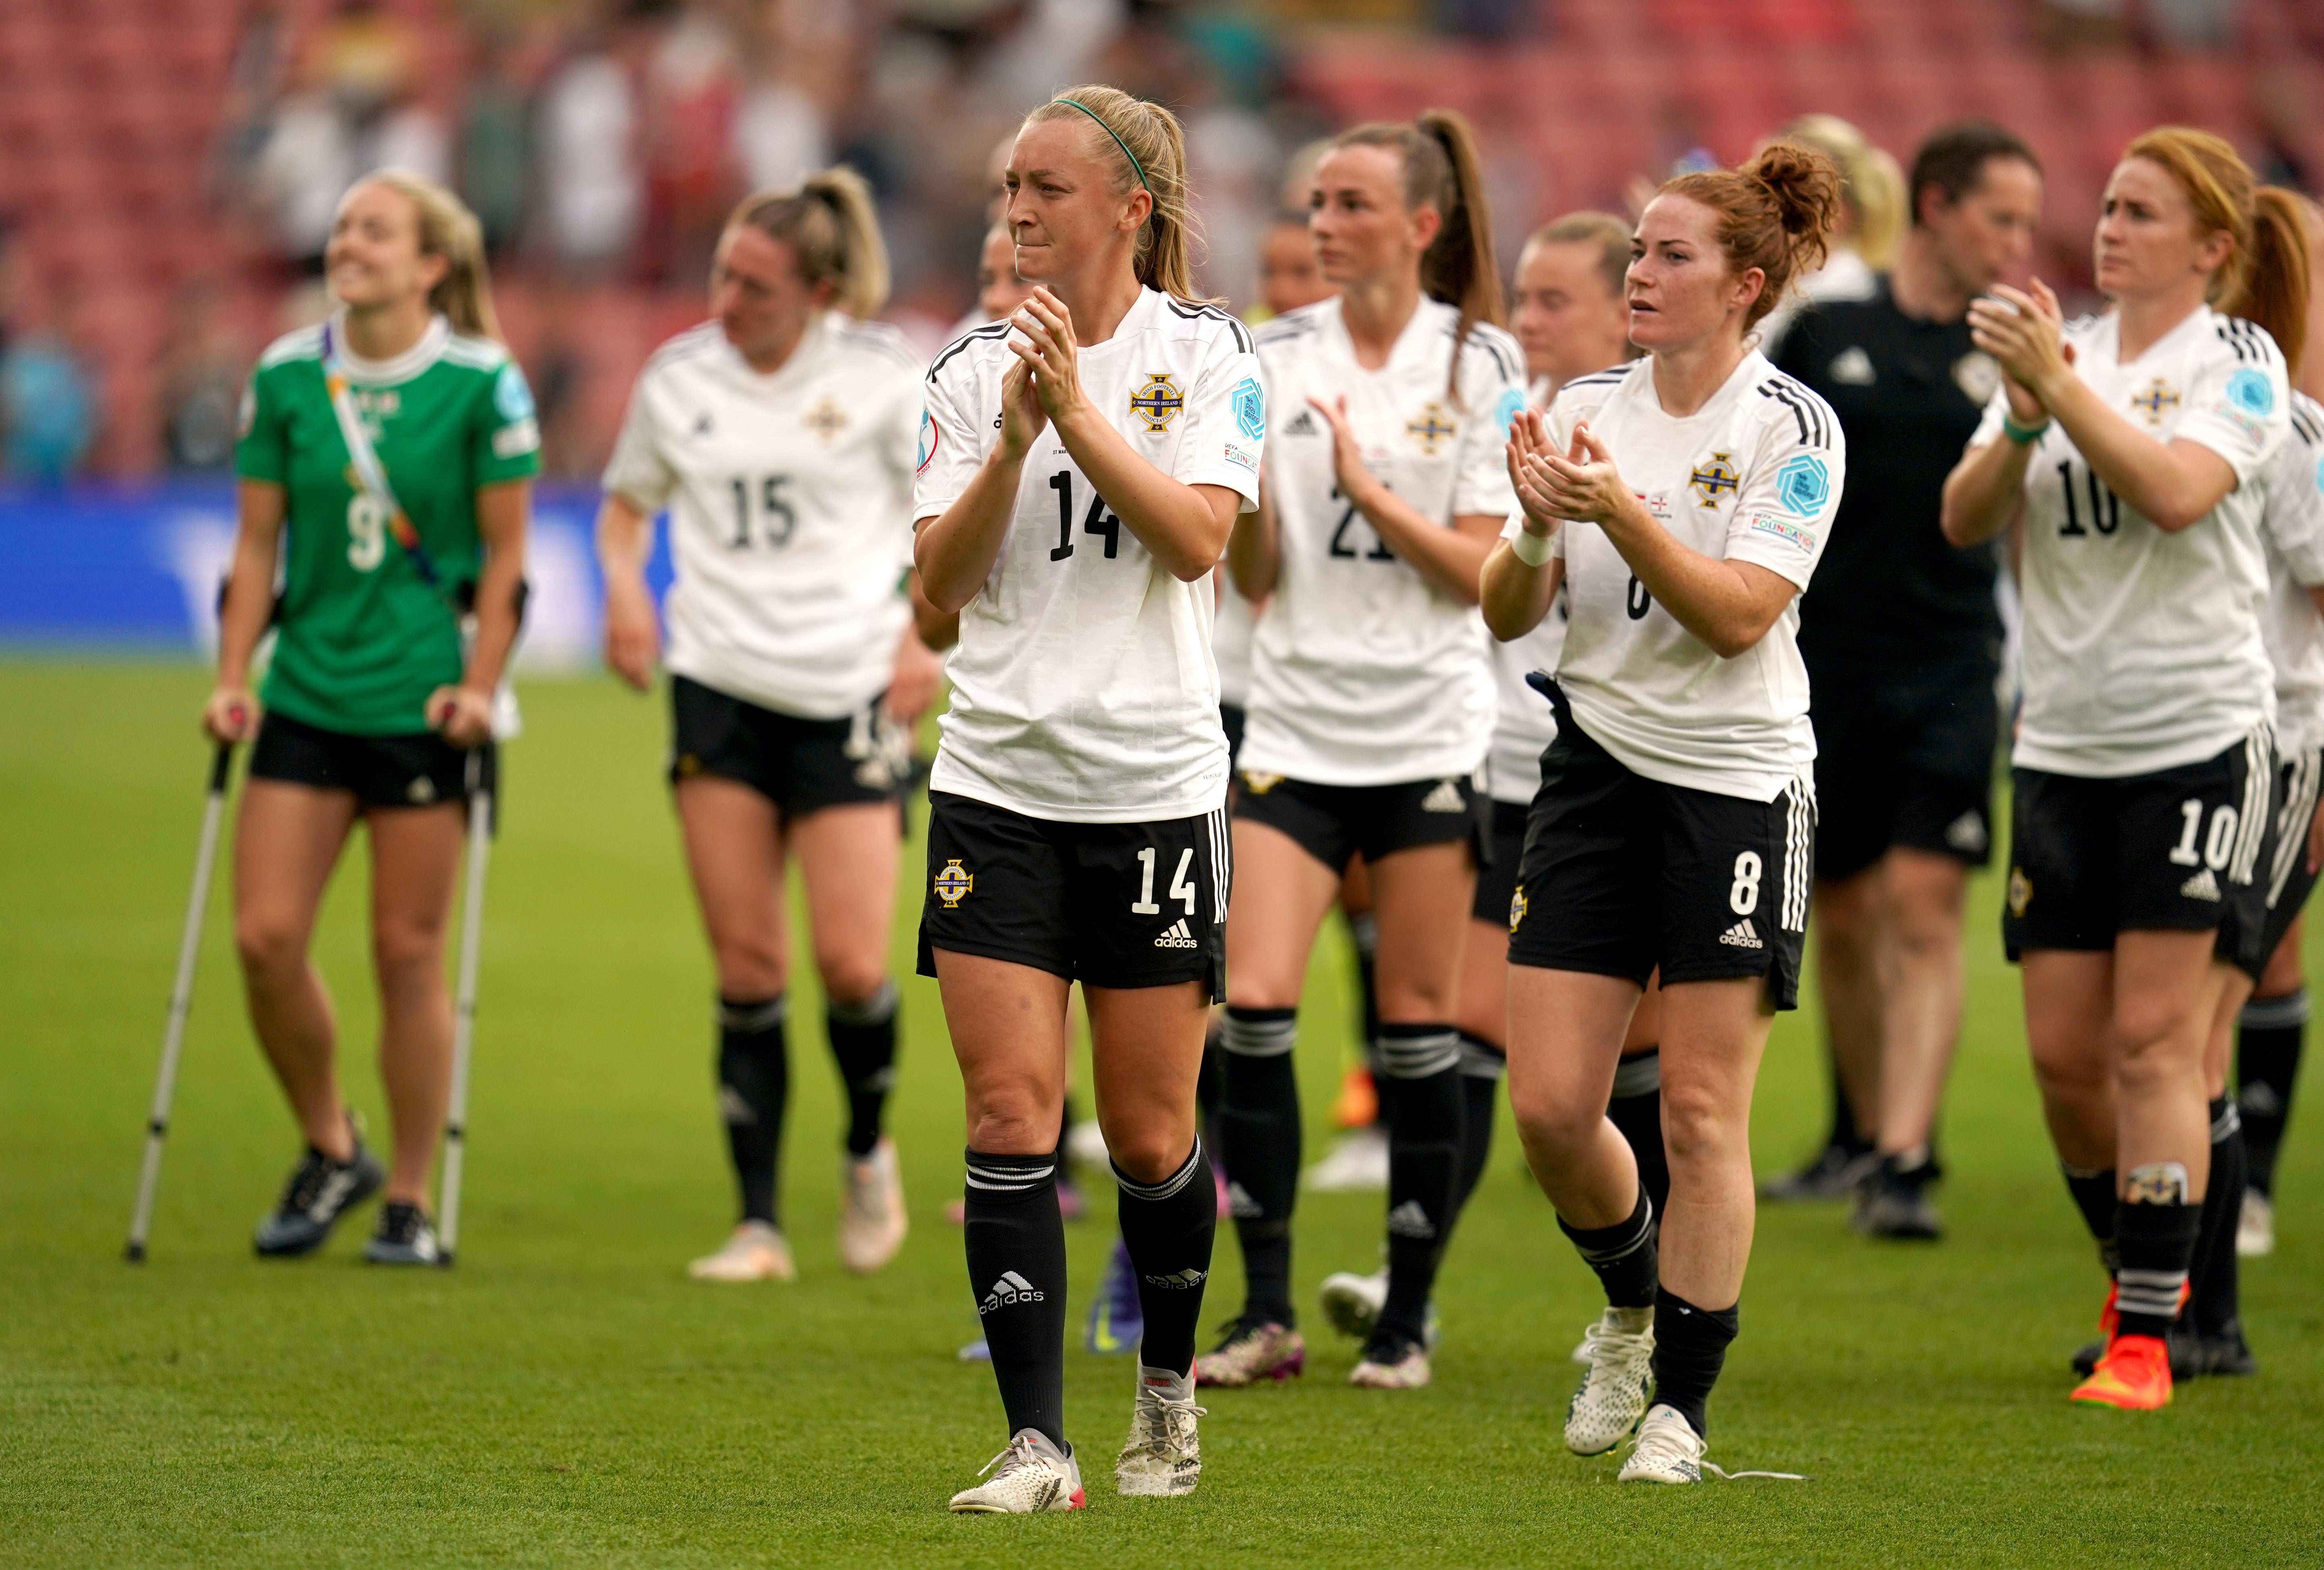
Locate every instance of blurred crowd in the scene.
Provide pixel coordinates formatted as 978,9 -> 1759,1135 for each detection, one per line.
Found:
0,0 -> 2315,479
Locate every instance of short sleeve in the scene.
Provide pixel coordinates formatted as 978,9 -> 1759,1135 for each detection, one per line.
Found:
1725,400 -> 1845,591
913,361 -> 988,523
602,377 -> 676,513
1452,337 -> 1523,518
233,366 -> 288,483
2267,417 -> 2324,587
473,360 -> 543,485
1168,333 -> 1264,510
2175,331 -> 2291,485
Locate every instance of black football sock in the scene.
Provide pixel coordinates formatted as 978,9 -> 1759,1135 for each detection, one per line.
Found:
1220,1006 -> 1300,1326
963,1148 -> 1070,1448
2114,1163 -> 2201,1342
1558,1186 -> 1657,1309
825,979 -> 898,1159
1608,1048 -> 1671,1225
2060,1161 -> 2121,1276
1376,1024 -> 1464,1348
717,994 -> 788,1226
1114,1138 -> 1216,1378
1347,909 -> 1382,1051
1825,1041 -> 1867,1156
1650,1287 -> 1739,1439
2189,1097 -> 2247,1338
2238,989 -> 2306,1197
1451,1033 -> 1504,1221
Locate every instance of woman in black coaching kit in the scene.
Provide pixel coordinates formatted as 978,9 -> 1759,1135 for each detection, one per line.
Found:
913,85 -> 1263,1513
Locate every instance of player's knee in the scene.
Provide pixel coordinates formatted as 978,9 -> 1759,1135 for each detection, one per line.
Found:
1658,1080 -> 1737,1168
1102,1124 -> 1189,1186
710,936 -> 786,998
815,950 -> 888,1009
233,910 -> 305,977
371,917 -> 446,983
966,1091 -> 1059,1157
1506,1077 -> 1597,1152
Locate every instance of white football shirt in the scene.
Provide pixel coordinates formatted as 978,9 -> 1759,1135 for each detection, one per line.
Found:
604,313 -> 922,719
2262,392 -> 2324,755
1239,297 -> 1523,786
1214,568 -> 1256,710
914,288 -> 1264,823
1967,307 -> 2289,777
1510,351 -> 1845,801
1486,373 -> 1579,805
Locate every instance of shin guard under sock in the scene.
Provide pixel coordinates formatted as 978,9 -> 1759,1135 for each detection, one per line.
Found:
1452,1033 -> 1504,1219
717,994 -> 789,1225
964,1148 -> 1070,1448
1114,1139 -> 1217,1377
1558,1187 -> 1658,1309
1376,1024 -> 1464,1347
2115,1165 -> 2201,1342
2238,989 -> 2307,1197
2189,1097 -> 2247,1337
1650,1287 -> 1738,1439
1220,1006 -> 1300,1325
1608,1048 -> 1671,1225
826,980 -> 898,1159
2061,1161 -> 2121,1276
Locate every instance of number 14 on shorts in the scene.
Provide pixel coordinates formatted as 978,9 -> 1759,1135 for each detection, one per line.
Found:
1132,846 -> 1197,915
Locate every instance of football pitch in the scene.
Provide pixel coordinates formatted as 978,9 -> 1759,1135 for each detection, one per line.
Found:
4,661 -> 2320,1568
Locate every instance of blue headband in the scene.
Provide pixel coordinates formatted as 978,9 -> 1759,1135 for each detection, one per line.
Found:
1052,97 -> 1150,193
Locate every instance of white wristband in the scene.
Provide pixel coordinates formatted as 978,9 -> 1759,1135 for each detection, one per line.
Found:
1509,526 -> 1556,567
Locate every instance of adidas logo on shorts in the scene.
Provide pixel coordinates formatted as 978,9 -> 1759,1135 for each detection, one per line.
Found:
979,1271 -> 1045,1315
1420,780 -> 1466,813
1142,1268 -> 1207,1290
1719,918 -> 1764,950
2181,868 -> 2222,902
1386,1200 -> 1437,1240
1154,918 -> 1199,949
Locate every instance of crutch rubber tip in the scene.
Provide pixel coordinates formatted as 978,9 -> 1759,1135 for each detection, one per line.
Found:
436,1250 -> 456,1268
124,1241 -> 146,1263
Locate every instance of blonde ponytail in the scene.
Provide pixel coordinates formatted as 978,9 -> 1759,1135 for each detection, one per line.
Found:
730,166 -> 892,319
360,168 -> 500,340
1025,85 -> 1201,302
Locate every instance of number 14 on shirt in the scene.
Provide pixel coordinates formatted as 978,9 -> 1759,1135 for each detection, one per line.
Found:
1048,471 -> 1121,561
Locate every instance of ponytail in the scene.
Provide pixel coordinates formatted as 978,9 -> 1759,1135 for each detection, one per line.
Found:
730,165 -> 892,319
1769,114 -> 1905,272
2125,127 -> 2312,378
1025,86 -> 1201,302
1331,108 -> 1504,398
359,168 -> 500,341
2227,187 -> 2312,384
1664,141 -> 1843,332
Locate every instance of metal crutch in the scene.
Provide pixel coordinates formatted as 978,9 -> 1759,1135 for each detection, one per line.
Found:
435,744 -> 494,1265
125,741 -> 235,1261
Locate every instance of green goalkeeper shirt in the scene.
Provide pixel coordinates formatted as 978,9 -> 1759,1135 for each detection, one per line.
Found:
234,313 -> 541,735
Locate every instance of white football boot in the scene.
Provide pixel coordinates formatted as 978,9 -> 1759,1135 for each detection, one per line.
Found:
1114,1369 -> 1205,1497
837,1137 -> 908,1275
1564,1306 -> 1655,1455
686,1220 -> 795,1283
1305,1125 -> 1390,1191
1318,1267 -> 1387,1341
2239,1188 -> 2275,1257
1617,1404 -> 1703,1483
949,1430 -> 1086,1513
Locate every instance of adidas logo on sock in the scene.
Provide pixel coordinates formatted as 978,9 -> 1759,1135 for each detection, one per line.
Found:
1420,779 -> 1466,813
716,1085 -> 757,1126
979,1270 -> 1045,1315
1141,1267 -> 1207,1290
1943,809 -> 1988,854
1154,918 -> 1199,950
1386,1199 -> 1437,1239
2180,868 -> 2222,901
1226,1181 -> 1263,1219
1718,919 -> 1764,949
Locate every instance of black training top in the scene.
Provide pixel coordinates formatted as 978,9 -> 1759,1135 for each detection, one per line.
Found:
1774,278 -> 2003,667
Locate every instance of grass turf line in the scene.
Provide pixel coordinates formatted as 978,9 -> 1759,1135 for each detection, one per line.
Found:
2,662 -> 2319,1568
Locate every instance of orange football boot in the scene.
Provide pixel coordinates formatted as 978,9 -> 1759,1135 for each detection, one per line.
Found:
2071,1333 -> 2173,1409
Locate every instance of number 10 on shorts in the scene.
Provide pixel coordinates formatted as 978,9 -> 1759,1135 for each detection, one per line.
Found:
2168,799 -> 2238,870
1133,847 -> 1197,915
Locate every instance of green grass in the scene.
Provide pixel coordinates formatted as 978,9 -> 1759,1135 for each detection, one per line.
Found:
2,661 -> 2319,1568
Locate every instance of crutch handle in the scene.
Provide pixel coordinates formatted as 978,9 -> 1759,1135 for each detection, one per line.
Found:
207,740 -> 234,794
